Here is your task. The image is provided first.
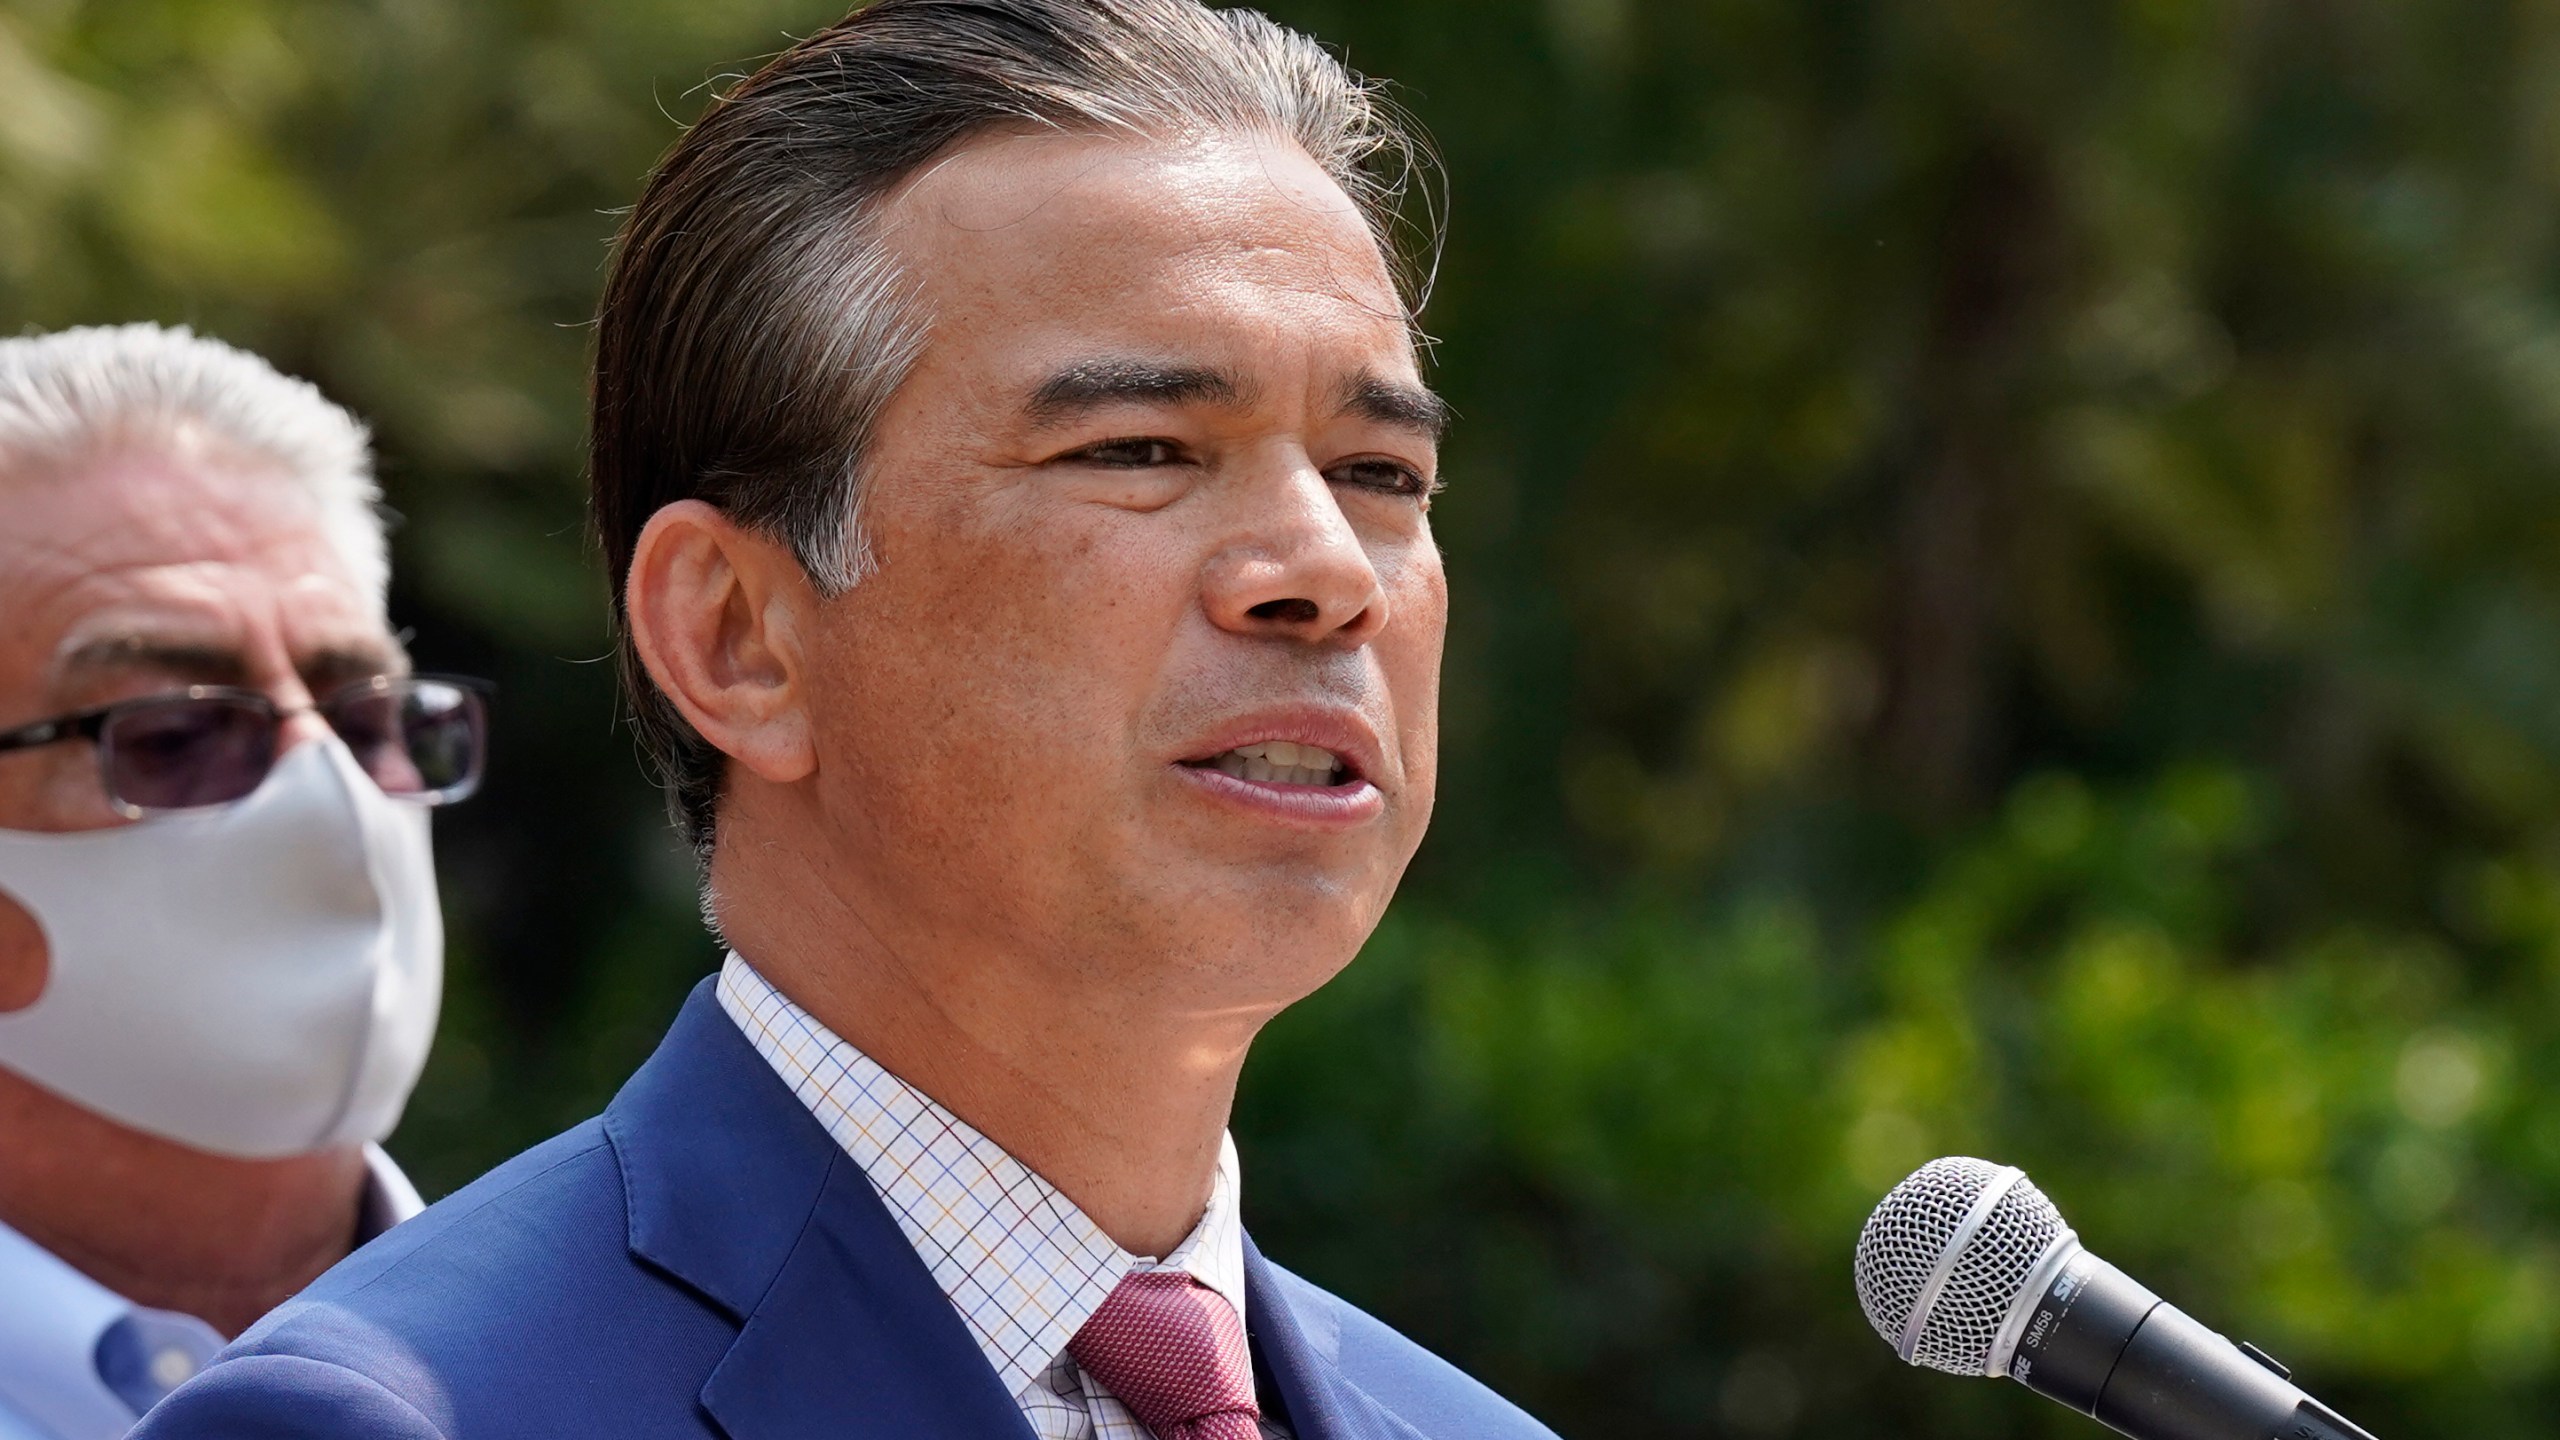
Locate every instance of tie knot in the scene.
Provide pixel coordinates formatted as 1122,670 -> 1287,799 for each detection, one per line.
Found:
1067,1271 -> 1261,1440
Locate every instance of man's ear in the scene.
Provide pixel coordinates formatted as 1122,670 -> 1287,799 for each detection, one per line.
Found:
624,500 -> 820,785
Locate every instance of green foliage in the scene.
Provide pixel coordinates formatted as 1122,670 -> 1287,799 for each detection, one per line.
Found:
12,0 -> 2560,1433
1251,770 -> 2560,1432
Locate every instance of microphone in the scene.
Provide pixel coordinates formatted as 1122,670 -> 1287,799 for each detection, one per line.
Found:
1853,1157 -> 2380,1440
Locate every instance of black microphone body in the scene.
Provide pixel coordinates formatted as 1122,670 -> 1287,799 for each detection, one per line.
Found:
2008,1251 -> 2376,1440
1853,1159 -> 2384,1440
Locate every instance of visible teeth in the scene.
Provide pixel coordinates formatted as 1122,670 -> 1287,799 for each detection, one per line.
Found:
1198,743 -> 1346,784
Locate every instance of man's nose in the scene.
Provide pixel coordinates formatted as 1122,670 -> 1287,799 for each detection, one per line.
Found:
264,669 -> 335,754
1201,461 -> 1391,646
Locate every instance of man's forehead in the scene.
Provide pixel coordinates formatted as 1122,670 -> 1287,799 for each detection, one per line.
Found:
894,126 -> 1366,224
0,455 -> 392,703
883,129 -> 1408,333
878,131 -> 1425,435
2,444 -> 331,566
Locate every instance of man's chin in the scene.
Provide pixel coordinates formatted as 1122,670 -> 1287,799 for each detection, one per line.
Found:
1111,856 -> 1390,964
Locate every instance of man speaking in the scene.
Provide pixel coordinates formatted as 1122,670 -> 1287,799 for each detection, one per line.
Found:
141,2 -> 1553,1436
0,325 -> 480,1438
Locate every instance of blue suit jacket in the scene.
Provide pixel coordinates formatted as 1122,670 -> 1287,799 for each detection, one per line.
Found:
132,982 -> 1557,1440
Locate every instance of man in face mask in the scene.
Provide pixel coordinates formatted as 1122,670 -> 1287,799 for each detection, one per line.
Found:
0,324 -> 483,1439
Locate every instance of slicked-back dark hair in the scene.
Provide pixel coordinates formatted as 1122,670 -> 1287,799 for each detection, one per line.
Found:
591,0 -> 1437,856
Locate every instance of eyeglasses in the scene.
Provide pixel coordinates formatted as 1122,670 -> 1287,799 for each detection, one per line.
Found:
0,675 -> 492,818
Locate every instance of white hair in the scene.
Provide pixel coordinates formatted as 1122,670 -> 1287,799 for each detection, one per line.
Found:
0,323 -> 388,604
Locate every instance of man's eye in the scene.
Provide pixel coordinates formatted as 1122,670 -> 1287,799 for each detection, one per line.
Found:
1066,438 -> 1186,468
1329,459 -> 1437,498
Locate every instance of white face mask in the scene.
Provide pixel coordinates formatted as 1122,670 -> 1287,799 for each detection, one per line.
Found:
0,738 -> 443,1159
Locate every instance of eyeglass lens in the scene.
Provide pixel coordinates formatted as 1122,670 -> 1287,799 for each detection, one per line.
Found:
100,694 -> 279,812
98,679 -> 487,815
319,680 -> 484,798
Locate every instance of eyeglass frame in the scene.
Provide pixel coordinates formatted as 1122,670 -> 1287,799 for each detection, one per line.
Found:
0,673 -> 495,818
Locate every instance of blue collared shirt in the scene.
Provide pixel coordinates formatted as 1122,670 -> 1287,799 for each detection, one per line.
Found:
0,1144 -> 422,1440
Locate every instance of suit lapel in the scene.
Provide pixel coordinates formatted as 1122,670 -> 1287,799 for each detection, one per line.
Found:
701,1149 -> 1037,1440
606,981 -> 1034,1440
612,984 -> 1430,1440
1243,1235 -> 1430,1440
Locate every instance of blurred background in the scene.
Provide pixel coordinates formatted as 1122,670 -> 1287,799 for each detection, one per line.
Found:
9,0 -> 2560,1433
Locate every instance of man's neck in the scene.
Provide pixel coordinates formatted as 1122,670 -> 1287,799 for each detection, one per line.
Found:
755,943 -> 1254,1257
724,888 -> 1263,1259
0,1067 -> 367,1337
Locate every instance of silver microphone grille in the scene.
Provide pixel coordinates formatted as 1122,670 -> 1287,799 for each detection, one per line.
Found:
1854,1157 -> 2071,1376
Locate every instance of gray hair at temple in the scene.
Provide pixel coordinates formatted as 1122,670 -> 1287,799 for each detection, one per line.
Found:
590,0 -> 1441,856
0,322 -> 386,606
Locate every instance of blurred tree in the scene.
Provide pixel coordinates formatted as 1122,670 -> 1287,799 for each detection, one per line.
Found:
10,0 -> 2560,1435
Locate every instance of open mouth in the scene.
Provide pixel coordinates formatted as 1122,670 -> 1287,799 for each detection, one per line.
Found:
1181,740 -> 1354,787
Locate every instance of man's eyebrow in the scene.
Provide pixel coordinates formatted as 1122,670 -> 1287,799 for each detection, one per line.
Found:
56,637 -> 251,687
54,636 -> 407,691
1025,359 -> 1253,423
303,644 -> 413,690
1338,373 -> 1452,442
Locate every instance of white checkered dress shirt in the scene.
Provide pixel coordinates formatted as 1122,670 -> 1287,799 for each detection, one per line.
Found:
718,954 -> 1290,1440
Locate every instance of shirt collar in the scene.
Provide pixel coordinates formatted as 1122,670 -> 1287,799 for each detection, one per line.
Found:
359,1140 -> 427,1239
0,1144 -> 424,1440
0,1213 -> 185,1440
715,951 -> 1250,1404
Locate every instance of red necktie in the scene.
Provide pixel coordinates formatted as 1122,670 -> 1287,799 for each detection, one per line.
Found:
1067,1271 -> 1262,1440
